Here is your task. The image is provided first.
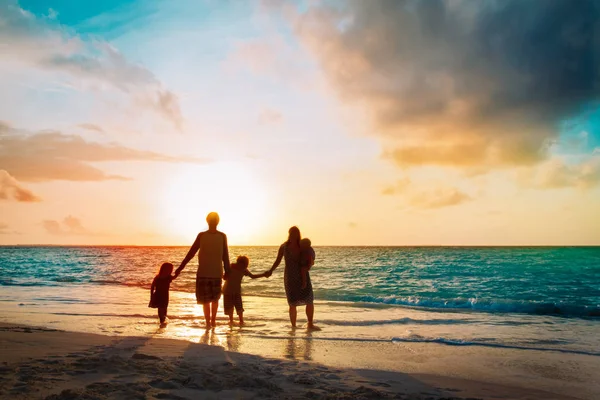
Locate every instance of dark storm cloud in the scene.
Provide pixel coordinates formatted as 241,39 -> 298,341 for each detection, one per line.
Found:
286,0 -> 600,170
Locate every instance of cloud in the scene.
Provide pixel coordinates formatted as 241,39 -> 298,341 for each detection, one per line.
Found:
271,0 -> 600,171
0,222 -> 18,234
258,108 -> 283,125
225,35 -> 314,89
0,125 -> 210,182
520,156 -> 600,189
0,0 -> 183,130
382,177 -> 471,208
0,170 -> 41,202
43,215 -> 93,236
409,187 -> 471,209
382,177 -> 411,195
77,123 -> 105,134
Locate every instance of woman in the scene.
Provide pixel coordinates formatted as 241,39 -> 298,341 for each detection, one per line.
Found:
265,226 -> 315,328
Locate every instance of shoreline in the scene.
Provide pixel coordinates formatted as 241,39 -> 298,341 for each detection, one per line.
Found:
1,323 -> 597,400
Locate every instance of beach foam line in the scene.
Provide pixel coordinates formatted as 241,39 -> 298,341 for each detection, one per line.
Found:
46,312 -> 480,327
4,278 -> 600,318
241,334 -> 600,357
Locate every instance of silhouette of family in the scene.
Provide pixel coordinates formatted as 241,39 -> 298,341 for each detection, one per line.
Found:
149,212 -> 316,329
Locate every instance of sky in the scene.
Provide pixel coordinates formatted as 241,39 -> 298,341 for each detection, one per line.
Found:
1,0 -> 599,246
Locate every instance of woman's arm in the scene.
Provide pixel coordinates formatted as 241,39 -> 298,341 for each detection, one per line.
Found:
265,245 -> 284,277
174,233 -> 202,277
150,277 -> 157,295
246,269 -> 265,279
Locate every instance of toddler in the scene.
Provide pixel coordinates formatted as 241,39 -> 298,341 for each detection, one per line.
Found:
300,238 -> 315,289
149,262 -> 176,326
222,256 -> 266,326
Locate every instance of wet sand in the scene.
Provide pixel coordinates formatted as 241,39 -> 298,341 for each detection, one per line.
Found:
1,323 -> 597,399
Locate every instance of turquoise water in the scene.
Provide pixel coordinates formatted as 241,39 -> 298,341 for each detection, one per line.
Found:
1,246 -> 599,357
1,246 -> 599,317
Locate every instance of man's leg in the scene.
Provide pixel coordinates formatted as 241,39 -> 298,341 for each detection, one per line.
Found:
203,303 -> 211,328
289,305 -> 297,328
211,300 -> 219,327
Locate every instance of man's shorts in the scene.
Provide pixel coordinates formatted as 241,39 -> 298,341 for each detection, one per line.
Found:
223,293 -> 244,315
196,278 -> 222,304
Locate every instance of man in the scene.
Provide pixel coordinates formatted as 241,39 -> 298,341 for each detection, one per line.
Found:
175,212 -> 230,329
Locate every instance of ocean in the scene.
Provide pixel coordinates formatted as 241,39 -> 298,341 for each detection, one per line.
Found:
1,246 -> 599,358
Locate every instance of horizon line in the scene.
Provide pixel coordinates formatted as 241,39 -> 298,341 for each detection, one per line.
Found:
1,244 -> 599,248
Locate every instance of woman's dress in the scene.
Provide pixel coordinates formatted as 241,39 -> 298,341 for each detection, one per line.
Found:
283,243 -> 314,306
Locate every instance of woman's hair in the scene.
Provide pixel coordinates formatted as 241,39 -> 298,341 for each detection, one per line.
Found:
157,262 -> 174,277
236,255 -> 249,268
287,226 -> 301,246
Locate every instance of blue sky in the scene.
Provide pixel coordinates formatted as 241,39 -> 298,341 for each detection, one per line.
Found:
1,0 -> 599,245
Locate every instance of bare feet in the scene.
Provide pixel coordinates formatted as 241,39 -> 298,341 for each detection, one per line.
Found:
307,323 -> 320,331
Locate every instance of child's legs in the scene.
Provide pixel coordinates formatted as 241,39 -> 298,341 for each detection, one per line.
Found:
235,295 -> 244,325
224,294 -> 234,324
158,307 -> 167,323
301,267 -> 308,288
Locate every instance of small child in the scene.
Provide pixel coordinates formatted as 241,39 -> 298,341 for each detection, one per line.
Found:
222,256 -> 266,326
300,238 -> 315,289
149,262 -> 176,326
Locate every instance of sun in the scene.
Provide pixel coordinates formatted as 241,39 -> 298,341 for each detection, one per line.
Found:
163,162 -> 270,244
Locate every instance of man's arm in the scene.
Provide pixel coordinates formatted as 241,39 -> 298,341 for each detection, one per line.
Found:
175,233 -> 202,277
222,233 -> 231,276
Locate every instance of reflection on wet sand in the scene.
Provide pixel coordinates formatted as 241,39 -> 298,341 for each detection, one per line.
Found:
199,328 -> 225,347
225,330 -> 242,353
285,329 -> 313,361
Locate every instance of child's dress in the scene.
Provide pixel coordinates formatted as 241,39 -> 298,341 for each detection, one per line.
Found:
149,275 -> 174,309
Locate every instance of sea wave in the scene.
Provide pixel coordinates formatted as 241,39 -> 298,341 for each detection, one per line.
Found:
314,294 -> 600,318
2,279 -> 599,318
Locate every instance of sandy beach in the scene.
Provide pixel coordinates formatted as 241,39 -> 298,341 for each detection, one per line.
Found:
1,322 -> 597,400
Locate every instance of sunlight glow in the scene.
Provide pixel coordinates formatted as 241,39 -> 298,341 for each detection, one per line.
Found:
163,163 -> 270,244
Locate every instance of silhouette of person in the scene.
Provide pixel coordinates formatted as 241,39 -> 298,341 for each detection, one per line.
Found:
174,212 -> 230,329
265,226 -> 315,328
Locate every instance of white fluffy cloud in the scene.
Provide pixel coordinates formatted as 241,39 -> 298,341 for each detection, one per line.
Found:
0,0 -> 183,130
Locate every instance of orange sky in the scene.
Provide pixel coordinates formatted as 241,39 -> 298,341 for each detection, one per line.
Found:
1,0 -> 599,246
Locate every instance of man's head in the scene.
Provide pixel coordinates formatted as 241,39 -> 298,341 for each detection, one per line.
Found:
206,212 -> 220,228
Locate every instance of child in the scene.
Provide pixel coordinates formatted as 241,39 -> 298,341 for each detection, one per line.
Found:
222,256 -> 265,326
300,238 -> 315,289
149,262 -> 176,326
